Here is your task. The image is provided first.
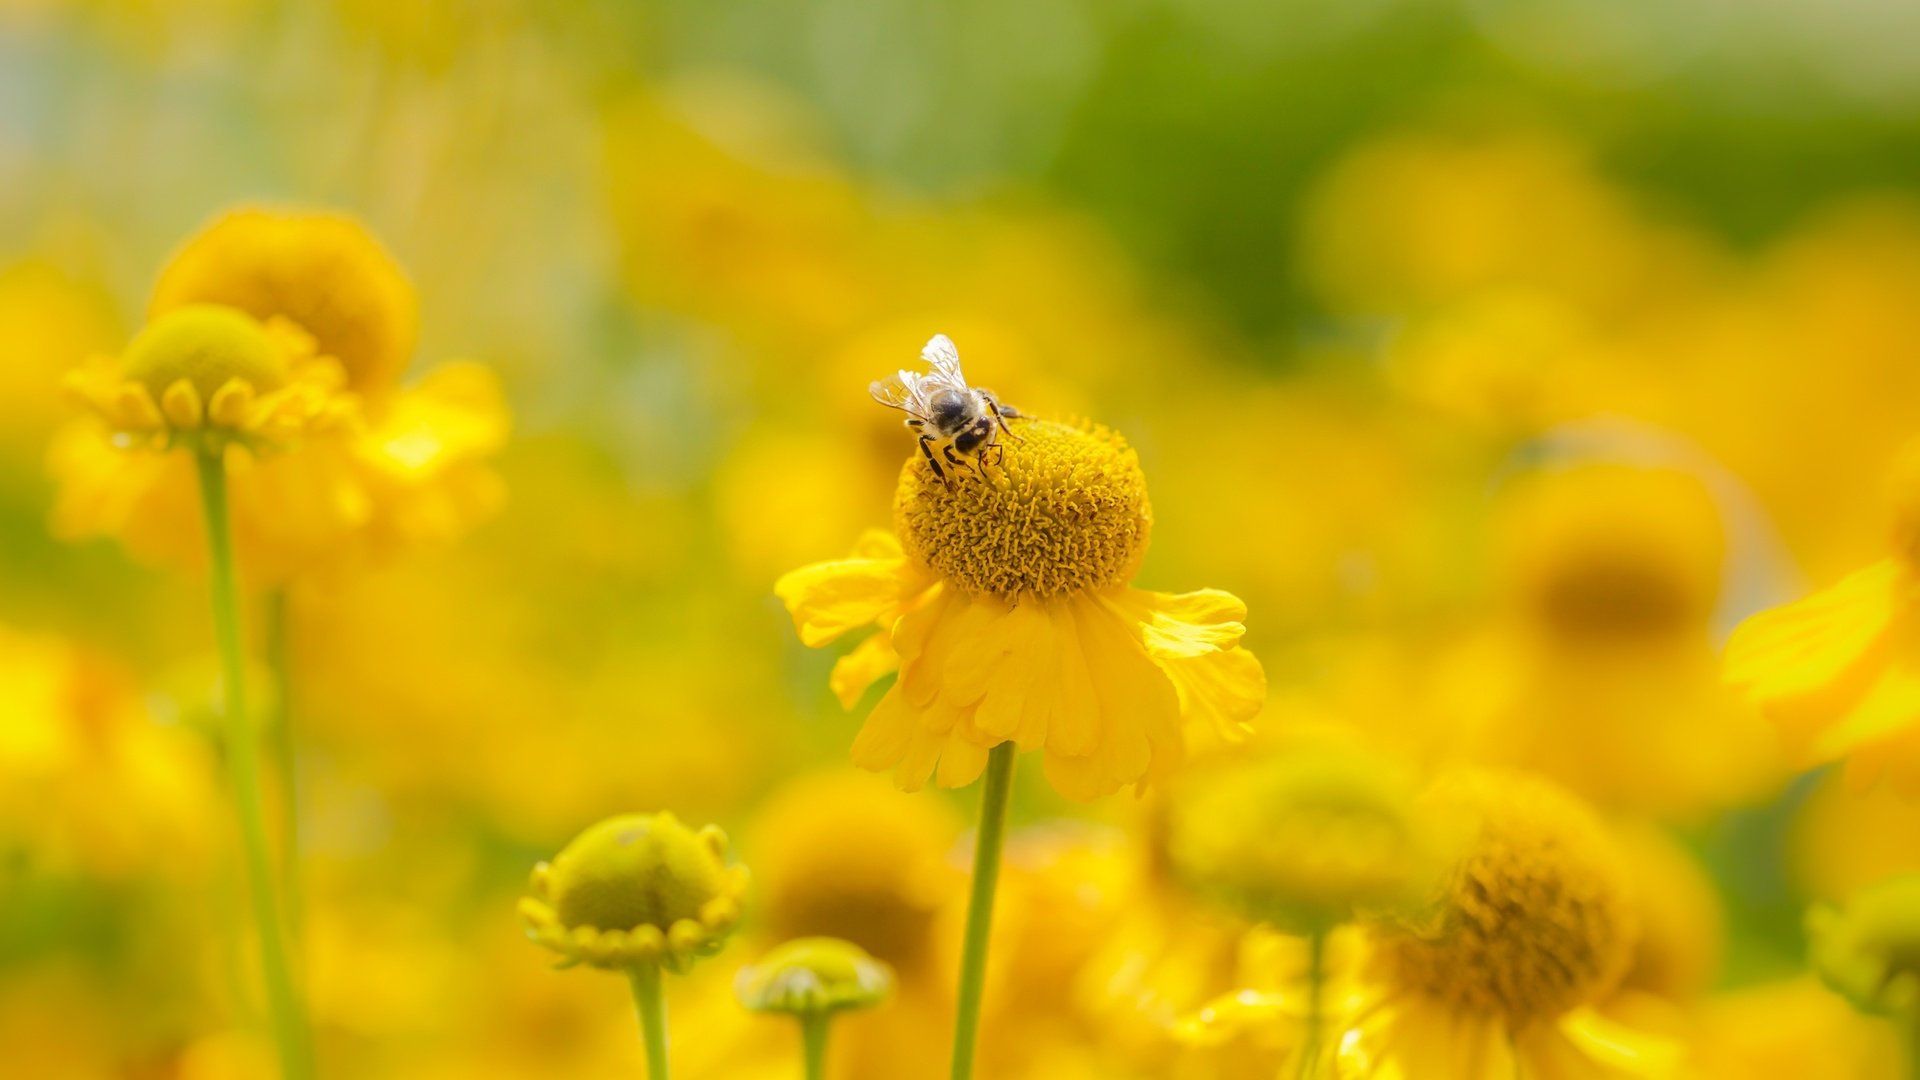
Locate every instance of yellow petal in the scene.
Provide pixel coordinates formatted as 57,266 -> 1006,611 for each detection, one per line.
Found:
207,378 -> 257,429
1811,662 -> 1920,761
1073,593 -> 1179,788
1045,601 -> 1102,759
111,382 -> 163,430
1113,586 -> 1250,659
775,551 -> 913,647
160,378 -> 204,429
935,736 -> 990,789
829,632 -> 899,710
969,601 -> 1054,745
850,686 -> 916,773
1725,561 -> 1907,706
1550,1006 -> 1681,1076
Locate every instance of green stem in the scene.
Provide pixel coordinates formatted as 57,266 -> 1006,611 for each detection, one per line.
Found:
801,1014 -> 829,1080
265,588 -> 303,940
1297,929 -> 1327,1080
948,742 -> 1017,1080
628,963 -> 670,1080
1905,1007 -> 1920,1080
194,451 -> 312,1080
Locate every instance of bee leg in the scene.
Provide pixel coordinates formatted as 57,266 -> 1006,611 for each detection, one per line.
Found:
919,434 -> 952,488
942,444 -> 978,478
982,392 -> 1022,441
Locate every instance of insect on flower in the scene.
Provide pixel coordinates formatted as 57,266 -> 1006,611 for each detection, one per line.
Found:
870,334 -> 1022,486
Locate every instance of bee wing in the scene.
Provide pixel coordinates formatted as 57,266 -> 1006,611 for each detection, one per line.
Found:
869,370 -> 930,417
920,334 -> 968,389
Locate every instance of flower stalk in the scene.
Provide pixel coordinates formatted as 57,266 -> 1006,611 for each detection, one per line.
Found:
801,1014 -> 830,1080
949,742 -> 1016,1080
1298,928 -> 1327,1080
265,587 -> 303,936
628,962 -> 671,1080
194,449 -> 312,1080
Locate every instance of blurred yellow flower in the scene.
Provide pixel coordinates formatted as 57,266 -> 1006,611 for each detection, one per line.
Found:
49,208 -> 508,582
1428,462 -> 1782,815
67,304 -> 351,450
0,622 -> 216,878
1343,772 -> 1677,1079
1725,448 -> 1920,790
1168,734 -> 1436,932
777,415 -> 1265,799
741,772 -> 961,1080
0,258 -> 120,454
151,206 -> 417,394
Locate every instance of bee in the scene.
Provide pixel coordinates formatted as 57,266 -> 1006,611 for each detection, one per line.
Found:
870,334 -> 1022,486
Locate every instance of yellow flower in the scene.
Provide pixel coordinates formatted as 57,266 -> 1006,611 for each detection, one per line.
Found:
747,771 -> 958,975
776,416 -> 1265,799
1168,928 -> 1372,1079
520,812 -> 749,974
66,304 -> 352,451
0,621 -> 217,878
1342,772 -> 1678,1079
1725,448 -> 1920,790
50,209 -> 509,581
735,937 -> 894,1017
1170,989 -> 1305,1080
151,206 -> 417,394
1168,734 -> 1436,931
1807,874 -> 1920,1020
1425,462 -> 1783,815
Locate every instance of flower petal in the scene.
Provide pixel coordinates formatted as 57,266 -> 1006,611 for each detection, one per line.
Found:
829,631 -> 899,710
1725,561 -> 1908,708
776,548 -> 916,647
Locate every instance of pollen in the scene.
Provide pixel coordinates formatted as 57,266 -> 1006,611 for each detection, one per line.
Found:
1377,772 -> 1636,1025
121,305 -> 288,401
893,419 -> 1152,601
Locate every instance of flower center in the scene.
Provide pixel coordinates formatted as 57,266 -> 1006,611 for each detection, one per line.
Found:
548,813 -> 729,933
122,305 -> 287,402
1529,552 -> 1700,643
1378,774 -> 1634,1025
893,419 -> 1152,600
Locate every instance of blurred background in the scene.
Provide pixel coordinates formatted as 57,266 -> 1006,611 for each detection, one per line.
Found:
5,1 -> 1920,1076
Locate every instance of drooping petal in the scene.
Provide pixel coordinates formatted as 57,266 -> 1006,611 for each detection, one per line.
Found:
1045,600 -> 1103,759
775,539 -> 918,647
969,600 -> 1054,746
1106,587 -> 1266,745
829,631 -> 899,710
850,686 -> 917,774
1073,592 -> 1178,790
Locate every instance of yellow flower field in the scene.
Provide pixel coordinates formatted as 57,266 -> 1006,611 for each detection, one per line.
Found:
4,3 -> 1920,1078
